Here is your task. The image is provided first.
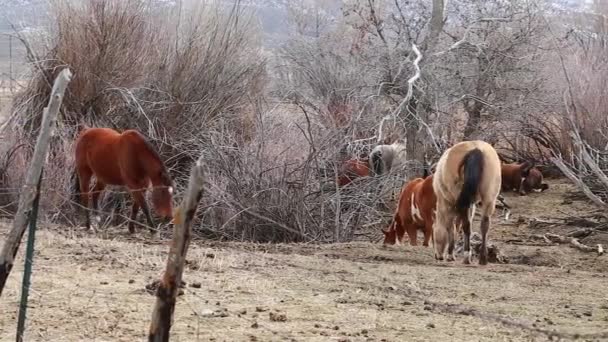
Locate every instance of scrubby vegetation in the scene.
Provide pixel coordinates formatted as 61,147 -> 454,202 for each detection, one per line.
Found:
2,0 -> 608,242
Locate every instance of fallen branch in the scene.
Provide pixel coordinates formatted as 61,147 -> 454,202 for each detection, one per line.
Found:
148,155 -> 206,342
566,228 -> 595,239
544,233 -> 604,255
550,157 -> 607,208
0,68 -> 72,296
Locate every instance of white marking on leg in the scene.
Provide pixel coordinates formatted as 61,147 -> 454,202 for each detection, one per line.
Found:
94,215 -> 101,224
168,186 -> 173,194
411,193 -> 422,223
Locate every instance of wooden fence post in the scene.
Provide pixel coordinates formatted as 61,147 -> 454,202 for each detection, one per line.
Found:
148,155 -> 205,342
16,170 -> 43,342
0,68 -> 72,296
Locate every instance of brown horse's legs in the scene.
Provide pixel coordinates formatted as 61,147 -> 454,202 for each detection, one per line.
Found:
77,169 -> 92,230
406,225 -> 417,246
130,190 -> 156,234
479,215 -> 490,265
422,223 -> 432,247
91,181 -> 106,229
128,201 -> 140,234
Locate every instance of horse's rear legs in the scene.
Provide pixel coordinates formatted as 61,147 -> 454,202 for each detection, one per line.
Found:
479,215 -> 490,265
77,169 -> 92,231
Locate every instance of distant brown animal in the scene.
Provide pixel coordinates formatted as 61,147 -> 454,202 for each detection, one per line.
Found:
432,140 -> 502,265
522,167 -> 549,193
501,162 -> 548,195
382,174 -> 435,247
337,158 -> 372,187
74,127 -> 174,234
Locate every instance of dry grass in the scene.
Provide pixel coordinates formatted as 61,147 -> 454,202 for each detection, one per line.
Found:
1,179 -> 608,341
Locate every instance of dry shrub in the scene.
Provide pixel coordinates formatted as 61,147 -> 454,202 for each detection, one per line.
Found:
195,100 -> 397,242
1,0 -> 266,224
1,0 -> 400,243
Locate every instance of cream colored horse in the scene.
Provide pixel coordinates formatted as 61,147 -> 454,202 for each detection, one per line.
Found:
368,139 -> 407,176
432,140 -> 501,265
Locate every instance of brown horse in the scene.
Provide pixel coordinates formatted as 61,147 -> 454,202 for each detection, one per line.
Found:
337,158 -> 372,187
501,162 -> 549,195
500,162 -> 534,196
382,174 -> 435,247
74,127 -> 174,234
432,140 -> 501,265
522,167 -> 549,193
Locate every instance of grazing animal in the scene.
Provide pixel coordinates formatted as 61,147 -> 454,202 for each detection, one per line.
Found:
369,139 -> 408,176
74,127 -> 174,234
432,140 -> 501,265
382,174 -> 435,247
522,167 -> 549,193
500,162 -> 534,195
337,158 -> 372,187
501,162 -> 548,195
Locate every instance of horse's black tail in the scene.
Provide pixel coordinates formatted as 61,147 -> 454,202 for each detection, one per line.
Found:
456,148 -> 484,214
370,149 -> 384,176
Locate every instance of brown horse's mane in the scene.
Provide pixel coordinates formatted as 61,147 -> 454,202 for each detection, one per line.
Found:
130,130 -> 171,181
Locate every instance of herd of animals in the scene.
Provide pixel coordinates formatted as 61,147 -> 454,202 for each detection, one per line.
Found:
338,138 -> 549,265
72,126 -> 549,266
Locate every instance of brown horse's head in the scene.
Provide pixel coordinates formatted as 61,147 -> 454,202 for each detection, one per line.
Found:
151,168 -> 174,219
522,167 -> 549,193
382,226 -> 398,245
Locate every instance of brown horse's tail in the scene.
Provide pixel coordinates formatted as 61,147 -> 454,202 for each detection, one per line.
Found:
456,148 -> 484,214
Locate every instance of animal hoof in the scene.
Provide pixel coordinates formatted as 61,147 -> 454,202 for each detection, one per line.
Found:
446,255 -> 455,262
479,258 -> 488,266
462,256 -> 471,265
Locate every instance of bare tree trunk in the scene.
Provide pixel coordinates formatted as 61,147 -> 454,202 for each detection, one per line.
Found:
463,101 -> 482,139
405,0 -> 446,162
0,68 -> 72,296
148,156 -> 206,342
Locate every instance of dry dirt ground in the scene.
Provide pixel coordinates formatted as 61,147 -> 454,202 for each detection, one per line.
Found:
1,178 -> 608,342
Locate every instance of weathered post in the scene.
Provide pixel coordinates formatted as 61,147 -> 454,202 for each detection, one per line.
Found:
16,170 -> 43,342
0,68 -> 72,296
148,155 -> 205,342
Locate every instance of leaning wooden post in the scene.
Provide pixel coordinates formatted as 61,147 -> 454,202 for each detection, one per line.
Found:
0,68 -> 72,296
149,155 -> 205,342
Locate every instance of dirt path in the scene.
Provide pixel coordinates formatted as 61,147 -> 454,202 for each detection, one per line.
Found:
1,179 -> 608,341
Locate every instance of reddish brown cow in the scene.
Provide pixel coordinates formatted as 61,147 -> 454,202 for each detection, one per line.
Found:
337,158 -> 372,187
382,175 -> 435,247
501,162 -> 548,195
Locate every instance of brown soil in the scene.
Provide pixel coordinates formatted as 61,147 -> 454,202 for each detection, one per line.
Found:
1,178 -> 608,341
